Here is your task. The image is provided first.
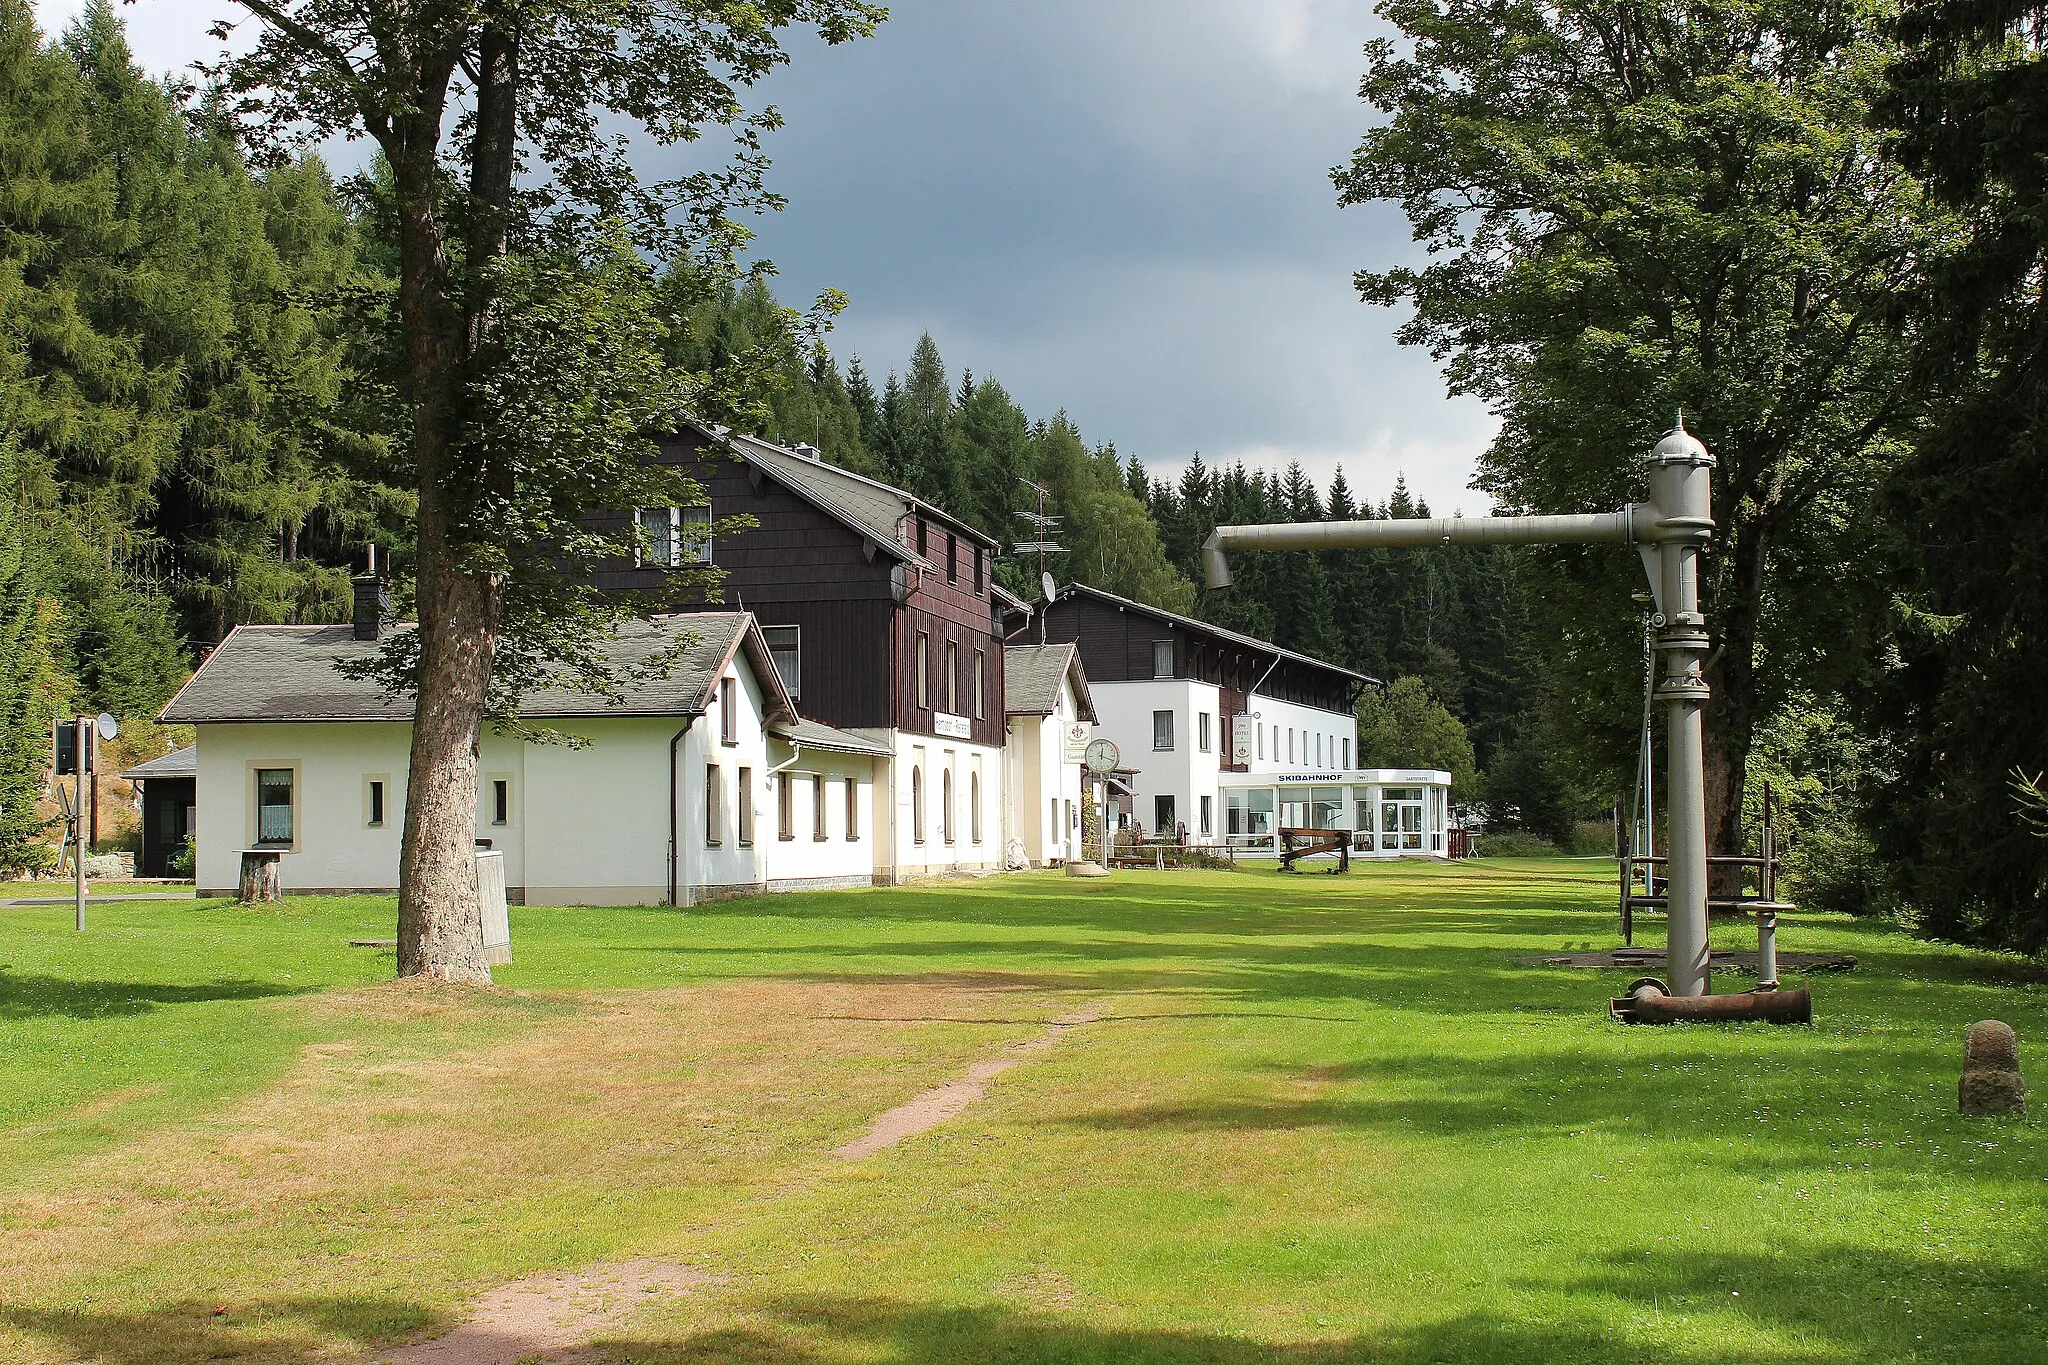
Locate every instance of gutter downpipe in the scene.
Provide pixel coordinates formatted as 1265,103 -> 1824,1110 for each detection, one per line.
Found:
668,715 -> 699,908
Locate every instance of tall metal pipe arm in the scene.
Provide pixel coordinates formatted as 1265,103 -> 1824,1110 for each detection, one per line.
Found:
1202,507 -> 1646,590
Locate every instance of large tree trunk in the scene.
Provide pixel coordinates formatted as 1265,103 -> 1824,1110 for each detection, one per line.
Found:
389,22 -> 521,983
391,112 -> 497,983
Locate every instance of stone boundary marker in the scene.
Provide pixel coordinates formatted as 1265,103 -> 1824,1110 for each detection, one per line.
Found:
1961,1020 -> 2025,1117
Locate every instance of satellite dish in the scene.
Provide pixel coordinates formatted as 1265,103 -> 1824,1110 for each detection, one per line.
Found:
95,713 -> 119,741
1041,570 -> 1057,602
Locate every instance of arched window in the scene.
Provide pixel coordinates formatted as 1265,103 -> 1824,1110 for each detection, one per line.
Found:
970,772 -> 982,843
912,766 -> 924,845
942,769 -> 955,844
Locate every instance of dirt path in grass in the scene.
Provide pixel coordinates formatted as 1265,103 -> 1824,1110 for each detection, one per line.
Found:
832,1006 -> 1101,1158
360,1259 -> 710,1365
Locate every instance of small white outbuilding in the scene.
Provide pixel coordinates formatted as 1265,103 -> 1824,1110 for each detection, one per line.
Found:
160,612 -> 888,905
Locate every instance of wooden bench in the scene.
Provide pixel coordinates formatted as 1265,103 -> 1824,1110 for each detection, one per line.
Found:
1277,827 -> 1350,874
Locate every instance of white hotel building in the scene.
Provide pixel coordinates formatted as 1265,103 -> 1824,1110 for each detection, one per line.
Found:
1033,583 -> 1452,858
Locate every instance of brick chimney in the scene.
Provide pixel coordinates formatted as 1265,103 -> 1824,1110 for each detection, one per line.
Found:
352,546 -> 389,641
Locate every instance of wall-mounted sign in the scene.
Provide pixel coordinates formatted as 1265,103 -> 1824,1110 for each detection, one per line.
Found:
933,712 -> 972,739
1230,712 -> 1253,763
1062,721 -> 1092,764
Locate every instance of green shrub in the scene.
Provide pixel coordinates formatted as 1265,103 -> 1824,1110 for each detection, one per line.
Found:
1785,816 -> 1892,917
1566,820 -> 1617,857
1474,831 -> 1560,857
165,841 -> 194,880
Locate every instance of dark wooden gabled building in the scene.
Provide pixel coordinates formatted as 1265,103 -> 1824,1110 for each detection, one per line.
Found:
594,426 -> 1010,875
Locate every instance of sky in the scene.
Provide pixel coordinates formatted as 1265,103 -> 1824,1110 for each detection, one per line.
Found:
34,0 -> 1497,514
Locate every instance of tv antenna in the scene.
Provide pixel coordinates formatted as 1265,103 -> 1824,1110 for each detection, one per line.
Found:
1014,476 -> 1068,644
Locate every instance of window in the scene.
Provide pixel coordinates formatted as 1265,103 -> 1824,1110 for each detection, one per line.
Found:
915,518 -> 928,557
720,676 -> 737,745
1287,728 -> 1295,763
1343,737 -> 1352,768
737,767 -> 754,846
705,764 -> 722,845
1066,798 -> 1075,831
945,640 -> 958,713
813,774 -> 828,841
1257,724 -> 1265,761
1153,709 -> 1175,751
1155,794 -> 1176,835
973,649 -> 985,720
946,533 -> 958,583
912,765 -> 925,844
1316,733 -> 1324,767
365,777 -> 385,828
777,771 -> 794,841
255,768 -> 293,844
845,776 -> 860,841
942,768 -> 955,844
763,624 -> 800,700
1198,712 -> 1212,753
679,503 -> 711,563
973,546 -> 984,594
970,771 -> 982,843
491,778 -> 510,826
1152,640 -> 1173,678
635,505 -> 675,567
916,632 -> 930,708
1050,798 -> 1059,842
1200,794 -> 1214,836
634,504 -> 711,567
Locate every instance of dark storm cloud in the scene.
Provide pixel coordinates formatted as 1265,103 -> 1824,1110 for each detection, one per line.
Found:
68,0 -> 1497,511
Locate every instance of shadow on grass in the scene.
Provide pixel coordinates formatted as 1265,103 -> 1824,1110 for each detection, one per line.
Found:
605,1293 -> 1837,1365
3,1295 -> 442,1365
0,969 -> 308,1020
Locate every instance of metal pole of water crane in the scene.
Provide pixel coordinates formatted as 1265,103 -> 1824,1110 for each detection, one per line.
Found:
1644,419 -> 1716,998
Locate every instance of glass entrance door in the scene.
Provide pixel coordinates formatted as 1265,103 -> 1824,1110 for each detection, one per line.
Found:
1379,786 -> 1425,851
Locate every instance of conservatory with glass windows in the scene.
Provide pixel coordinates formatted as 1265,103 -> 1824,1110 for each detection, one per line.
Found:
1218,768 -> 1454,858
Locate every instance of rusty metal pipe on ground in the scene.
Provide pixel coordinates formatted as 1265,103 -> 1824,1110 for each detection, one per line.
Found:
1609,977 -> 1810,1025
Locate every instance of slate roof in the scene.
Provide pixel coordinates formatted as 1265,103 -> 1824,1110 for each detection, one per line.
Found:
717,430 -> 1000,557
161,613 -> 794,724
120,746 -> 196,780
768,716 -> 893,757
1054,582 -> 1372,685
1004,643 -> 1097,721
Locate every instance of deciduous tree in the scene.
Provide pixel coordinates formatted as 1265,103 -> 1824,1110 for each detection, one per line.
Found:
1336,0 -> 1947,868
211,0 -> 883,980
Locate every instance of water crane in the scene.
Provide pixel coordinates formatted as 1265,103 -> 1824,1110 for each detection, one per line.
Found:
1202,417 -> 1721,999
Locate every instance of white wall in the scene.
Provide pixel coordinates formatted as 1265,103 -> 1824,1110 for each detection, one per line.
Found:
194,648 -> 879,904
1090,678 -> 1221,837
758,746 -> 877,890
888,730 -> 1004,876
1004,676 -> 1088,865
1241,693 -> 1360,775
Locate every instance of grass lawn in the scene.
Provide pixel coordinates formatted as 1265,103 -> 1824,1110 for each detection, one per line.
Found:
1,859 -> 2044,1363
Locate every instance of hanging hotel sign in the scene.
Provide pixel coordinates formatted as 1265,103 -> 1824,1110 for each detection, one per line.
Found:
933,712 -> 972,739
1231,712 -> 1255,763
1062,721 -> 1092,763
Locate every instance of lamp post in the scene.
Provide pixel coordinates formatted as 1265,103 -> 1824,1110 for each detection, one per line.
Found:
1202,416 -> 1717,997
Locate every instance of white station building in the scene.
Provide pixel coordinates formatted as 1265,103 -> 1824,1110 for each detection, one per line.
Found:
161,613 -> 893,903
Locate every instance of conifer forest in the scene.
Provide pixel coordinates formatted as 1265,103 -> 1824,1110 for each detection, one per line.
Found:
4,0 -> 2045,953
